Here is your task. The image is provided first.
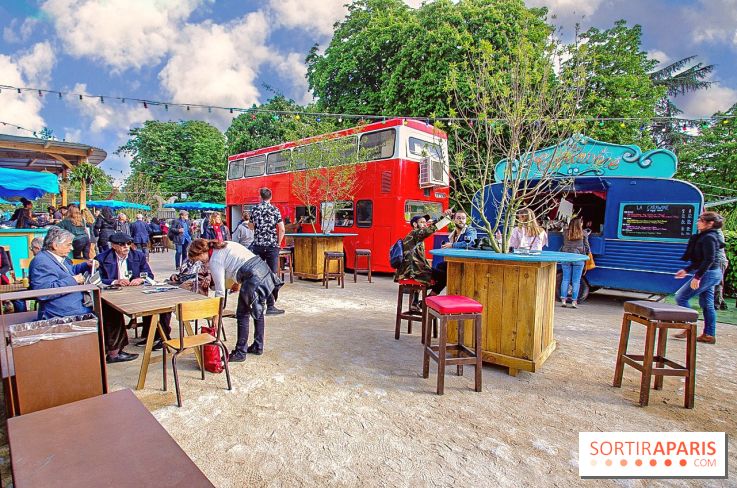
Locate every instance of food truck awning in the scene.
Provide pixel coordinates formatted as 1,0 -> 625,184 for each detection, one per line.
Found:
164,202 -> 225,211
0,167 -> 60,200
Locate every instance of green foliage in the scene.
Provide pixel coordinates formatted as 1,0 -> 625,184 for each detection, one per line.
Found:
306,0 -> 550,118
116,120 -> 226,202
121,173 -> 161,211
562,20 -> 665,148
677,105 -> 737,201
724,230 -> 737,296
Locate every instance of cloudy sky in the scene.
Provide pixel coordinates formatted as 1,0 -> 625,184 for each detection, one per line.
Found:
1,0 -> 736,181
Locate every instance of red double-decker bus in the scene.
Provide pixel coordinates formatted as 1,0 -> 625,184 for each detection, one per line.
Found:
225,118 -> 450,272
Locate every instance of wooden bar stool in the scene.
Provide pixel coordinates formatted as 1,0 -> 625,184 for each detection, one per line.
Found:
395,279 -> 436,343
353,249 -> 372,283
422,295 -> 483,395
613,300 -> 698,408
279,248 -> 294,284
323,251 -> 345,288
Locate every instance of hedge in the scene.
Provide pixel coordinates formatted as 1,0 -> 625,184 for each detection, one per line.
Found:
725,230 -> 737,296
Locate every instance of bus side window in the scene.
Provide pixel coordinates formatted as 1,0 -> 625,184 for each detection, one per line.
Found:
360,129 -> 396,160
228,159 -> 245,179
356,200 -> 373,228
267,150 -> 290,174
245,155 -> 266,177
296,205 -> 316,223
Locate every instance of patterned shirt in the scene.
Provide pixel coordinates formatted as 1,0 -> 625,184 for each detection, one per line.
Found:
251,201 -> 282,248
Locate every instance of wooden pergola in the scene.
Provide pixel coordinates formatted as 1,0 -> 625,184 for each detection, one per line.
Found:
0,134 -> 106,207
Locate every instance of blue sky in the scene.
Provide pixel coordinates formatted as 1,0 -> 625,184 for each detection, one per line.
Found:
1,0 -> 736,183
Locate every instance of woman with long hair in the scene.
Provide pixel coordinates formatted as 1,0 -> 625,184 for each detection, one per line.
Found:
509,208 -> 548,252
204,212 -> 232,242
59,206 -> 91,258
187,238 -> 281,362
559,217 -> 590,308
15,208 -> 39,229
674,212 -> 725,344
94,207 -> 116,250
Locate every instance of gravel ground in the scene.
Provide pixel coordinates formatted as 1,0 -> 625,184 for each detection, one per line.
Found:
4,249 -> 735,487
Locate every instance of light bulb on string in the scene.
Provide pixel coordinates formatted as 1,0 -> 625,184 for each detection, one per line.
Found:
143,101 -> 148,109
58,92 -> 62,99
79,94 -> 83,101
100,96 -> 104,104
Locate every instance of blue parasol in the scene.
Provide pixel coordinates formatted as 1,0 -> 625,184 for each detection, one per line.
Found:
83,200 -> 151,210
0,167 -> 60,200
164,202 -> 225,211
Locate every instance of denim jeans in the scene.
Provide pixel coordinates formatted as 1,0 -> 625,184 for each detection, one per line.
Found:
251,245 -> 280,306
175,241 -> 189,269
675,268 -> 723,336
560,261 -> 586,301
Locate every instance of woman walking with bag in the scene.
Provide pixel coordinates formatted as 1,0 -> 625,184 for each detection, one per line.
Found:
673,212 -> 725,344
559,217 -> 590,308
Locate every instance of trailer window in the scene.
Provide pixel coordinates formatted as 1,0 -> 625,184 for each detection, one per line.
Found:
296,205 -> 316,223
244,155 -> 266,177
267,150 -> 290,174
356,200 -> 373,228
360,129 -> 396,160
408,137 -> 443,160
228,159 -> 245,180
404,200 -> 443,222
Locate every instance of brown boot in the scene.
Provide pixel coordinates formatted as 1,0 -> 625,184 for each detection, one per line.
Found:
673,331 -> 688,339
696,334 -> 716,344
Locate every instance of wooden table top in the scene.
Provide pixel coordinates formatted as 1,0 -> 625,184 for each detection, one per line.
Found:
7,389 -> 213,488
101,285 -> 209,317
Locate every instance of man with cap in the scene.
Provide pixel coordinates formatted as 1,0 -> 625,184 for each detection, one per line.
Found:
95,232 -> 171,360
394,209 -> 453,312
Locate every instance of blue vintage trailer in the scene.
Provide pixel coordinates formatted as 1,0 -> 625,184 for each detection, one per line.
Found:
472,136 -> 704,300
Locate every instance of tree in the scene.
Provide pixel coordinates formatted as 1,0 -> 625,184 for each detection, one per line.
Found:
677,105 -> 737,203
69,162 -> 109,208
450,36 -> 590,253
649,55 -> 715,149
121,173 -> 161,211
306,0 -> 550,118
116,120 -> 226,202
562,21 -> 666,148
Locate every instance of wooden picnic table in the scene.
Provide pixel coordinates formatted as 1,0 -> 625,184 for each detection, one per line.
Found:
101,285 -> 209,390
7,388 -> 214,487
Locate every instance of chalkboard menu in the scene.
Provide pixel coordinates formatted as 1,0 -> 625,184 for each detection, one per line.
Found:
619,203 -> 698,241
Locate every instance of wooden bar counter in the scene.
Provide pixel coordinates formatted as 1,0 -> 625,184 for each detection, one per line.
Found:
287,233 -> 357,280
431,249 -> 588,376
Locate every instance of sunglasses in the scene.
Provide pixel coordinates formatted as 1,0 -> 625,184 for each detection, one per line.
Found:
113,242 -> 133,246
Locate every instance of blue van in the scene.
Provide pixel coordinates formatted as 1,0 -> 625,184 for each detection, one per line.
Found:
470,136 -> 703,301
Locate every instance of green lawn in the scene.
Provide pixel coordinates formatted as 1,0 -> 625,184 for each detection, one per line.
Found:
664,296 -> 737,326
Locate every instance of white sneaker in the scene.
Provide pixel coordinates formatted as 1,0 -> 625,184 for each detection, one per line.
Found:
571,301 -> 578,309
560,299 -> 567,307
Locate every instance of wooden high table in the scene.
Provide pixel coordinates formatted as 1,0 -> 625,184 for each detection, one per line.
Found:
287,233 -> 357,280
7,389 -> 213,487
101,286 -> 209,390
431,249 -> 589,376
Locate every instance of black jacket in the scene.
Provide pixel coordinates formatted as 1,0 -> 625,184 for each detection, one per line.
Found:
94,215 -> 116,247
236,256 -> 283,320
681,229 -> 723,279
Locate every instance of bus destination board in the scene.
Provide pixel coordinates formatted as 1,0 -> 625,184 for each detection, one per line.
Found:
619,203 -> 698,241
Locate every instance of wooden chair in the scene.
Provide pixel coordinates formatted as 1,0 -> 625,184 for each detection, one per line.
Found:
162,297 -> 232,407
323,251 -> 345,289
279,248 -> 294,284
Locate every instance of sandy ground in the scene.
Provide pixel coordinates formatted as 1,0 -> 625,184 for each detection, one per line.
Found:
29,250 -> 737,486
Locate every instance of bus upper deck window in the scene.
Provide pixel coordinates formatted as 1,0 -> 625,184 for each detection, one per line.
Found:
228,159 -> 245,179
244,155 -> 266,177
408,137 -> 443,160
267,150 -> 290,174
360,129 -> 396,160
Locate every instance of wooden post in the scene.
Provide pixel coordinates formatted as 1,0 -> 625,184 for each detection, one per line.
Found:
80,180 -> 87,210
61,169 -> 68,206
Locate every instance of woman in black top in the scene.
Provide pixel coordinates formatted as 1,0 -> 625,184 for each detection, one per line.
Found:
674,212 -> 724,344
94,207 -> 117,251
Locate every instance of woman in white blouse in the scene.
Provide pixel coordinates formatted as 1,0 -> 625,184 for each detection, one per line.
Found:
509,208 -> 548,252
187,238 -> 274,362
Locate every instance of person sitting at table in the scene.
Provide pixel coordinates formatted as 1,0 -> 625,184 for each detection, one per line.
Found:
16,208 -> 40,229
440,210 -> 477,250
395,209 -> 453,312
96,232 -> 172,355
30,237 -> 43,256
187,238 -> 283,362
169,258 -> 212,296
10,198 -> 33,223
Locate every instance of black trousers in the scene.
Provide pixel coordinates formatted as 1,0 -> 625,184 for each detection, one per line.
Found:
140,312 -> 172,340
251,245 -> 279,306
234,286 -> 265,353
72,237 -> 90,259
429,263 -> 448,295
100,301 -> 130,355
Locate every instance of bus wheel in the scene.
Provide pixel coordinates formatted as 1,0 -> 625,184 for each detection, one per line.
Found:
555,271 -> 591,302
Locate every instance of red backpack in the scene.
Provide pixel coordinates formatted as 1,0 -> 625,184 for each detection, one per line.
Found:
200,325 -> 224,373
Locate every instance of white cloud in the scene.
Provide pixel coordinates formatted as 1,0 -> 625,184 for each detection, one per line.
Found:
41,0 -> 205,71
3,18 -> 40,44
647,49 -> 671,68
0,42 -> 56,134
158,12 -> 272,127
679,84 -> 737,118
69,83 -> 150,134
683,0 -> 737,49
268,0 -> 348,36
525,0 -> 605,21
270,52 -> 313,105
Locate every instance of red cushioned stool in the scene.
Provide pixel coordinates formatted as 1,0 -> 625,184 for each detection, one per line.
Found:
395,279 -> 436,343
422,295 -> 483,395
